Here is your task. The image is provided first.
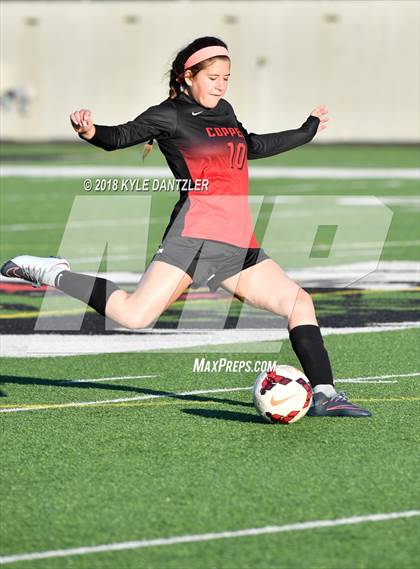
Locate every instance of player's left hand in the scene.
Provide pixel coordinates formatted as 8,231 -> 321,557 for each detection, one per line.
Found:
310,105 -> 329,133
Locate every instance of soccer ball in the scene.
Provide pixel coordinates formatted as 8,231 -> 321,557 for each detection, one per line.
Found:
253,365 -> 313,424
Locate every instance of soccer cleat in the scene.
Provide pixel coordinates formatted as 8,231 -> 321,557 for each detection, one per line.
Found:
307,391 -> 372,418
0,255 -> 70,288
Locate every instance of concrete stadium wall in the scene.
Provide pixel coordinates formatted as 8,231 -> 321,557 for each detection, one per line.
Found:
1,0 -> 419,142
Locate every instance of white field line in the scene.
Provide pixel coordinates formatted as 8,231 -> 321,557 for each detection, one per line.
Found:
336,196 -> 420,207
341,372 -> 420,381
0,218 -> 164,232
0,510 -> 418,565
248,195 -> 420,207
338,380 -> 397,384
299,240 -> 420,251
2,212 -> 420,236
0,387 -> 250,414
65,374 -> 158,383
0,372 -> 418,415
2,322 -> 419,358
1,165 -> 419,179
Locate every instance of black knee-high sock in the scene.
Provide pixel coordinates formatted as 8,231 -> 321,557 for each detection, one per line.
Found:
289,324 -> 334,388
54,271 -> 120,317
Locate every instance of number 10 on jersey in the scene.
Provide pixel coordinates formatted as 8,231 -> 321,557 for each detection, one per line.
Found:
227,142 -> 246,170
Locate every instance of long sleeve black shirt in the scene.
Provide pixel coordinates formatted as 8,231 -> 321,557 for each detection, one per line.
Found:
81,92 -> 319,247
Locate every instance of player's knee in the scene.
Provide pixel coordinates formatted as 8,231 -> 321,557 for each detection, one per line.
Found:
288,289 -> 314,319
270,288 -> 314,319
268,286 -> 311,318
298,289 -> 314,309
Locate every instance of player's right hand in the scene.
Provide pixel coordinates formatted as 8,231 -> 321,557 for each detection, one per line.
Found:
70,109 -> 94,137
310,105 -> 329,133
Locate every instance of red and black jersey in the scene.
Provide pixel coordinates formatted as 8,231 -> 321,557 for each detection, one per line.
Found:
83,92 -> 319,248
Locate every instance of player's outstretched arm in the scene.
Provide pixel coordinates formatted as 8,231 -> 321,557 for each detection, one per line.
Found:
238,105 -> 330,160
70,101 -> 177,152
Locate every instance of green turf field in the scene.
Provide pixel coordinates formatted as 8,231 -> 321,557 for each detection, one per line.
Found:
0,143 -> 419,568
1,331 -> 419,568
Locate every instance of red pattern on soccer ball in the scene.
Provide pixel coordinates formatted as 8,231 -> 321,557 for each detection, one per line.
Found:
297,377 -> 313,409
266,410 -> 300,424
260,370 -> 292,395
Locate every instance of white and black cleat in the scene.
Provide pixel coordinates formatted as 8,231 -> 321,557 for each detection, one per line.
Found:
0,255 -> 70,288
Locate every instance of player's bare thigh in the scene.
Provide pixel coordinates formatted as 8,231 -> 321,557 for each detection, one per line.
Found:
106,260 -> 192,328
219,258 -> 317,327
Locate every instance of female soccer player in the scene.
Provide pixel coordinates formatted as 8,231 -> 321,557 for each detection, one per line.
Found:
1,36 -> 370,417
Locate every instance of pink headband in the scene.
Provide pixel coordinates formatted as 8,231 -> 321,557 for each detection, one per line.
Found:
176,46 -> 230,83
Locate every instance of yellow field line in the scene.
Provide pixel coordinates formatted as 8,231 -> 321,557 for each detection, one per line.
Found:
311,287 -> 420,298
96,396 -> 420,409
1,288 -> 419,319
354,397 -> 420,402
0,307 -> 95,319
1,395 -> 419,413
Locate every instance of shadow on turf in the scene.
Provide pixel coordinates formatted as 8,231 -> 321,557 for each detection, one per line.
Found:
0,375 -> 252,408
182,408 -> 263,423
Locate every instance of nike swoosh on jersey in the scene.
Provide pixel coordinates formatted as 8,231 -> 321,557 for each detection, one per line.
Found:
192,111 -> 203,116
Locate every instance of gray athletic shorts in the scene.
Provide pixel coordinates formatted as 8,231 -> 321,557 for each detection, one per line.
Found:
150,236 -> 269,292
